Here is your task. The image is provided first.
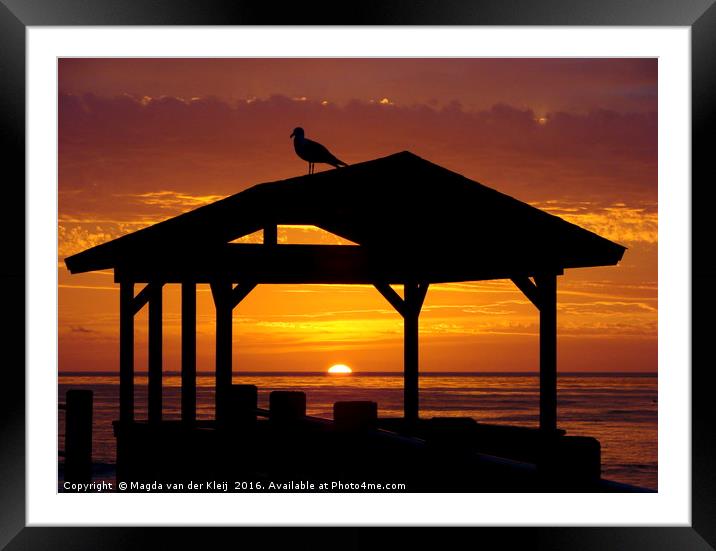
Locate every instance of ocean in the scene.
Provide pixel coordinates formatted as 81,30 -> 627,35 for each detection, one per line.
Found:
58,372 -> 657,490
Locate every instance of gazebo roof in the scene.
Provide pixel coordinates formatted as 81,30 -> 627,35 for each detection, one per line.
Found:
64,151 -> 625,284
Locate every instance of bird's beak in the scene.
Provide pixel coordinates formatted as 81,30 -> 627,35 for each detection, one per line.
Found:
290,132 -> 294,138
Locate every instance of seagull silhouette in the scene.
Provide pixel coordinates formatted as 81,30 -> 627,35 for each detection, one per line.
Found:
290,127 -> 348,175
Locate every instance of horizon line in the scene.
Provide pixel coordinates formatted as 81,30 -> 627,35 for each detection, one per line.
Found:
59,370 -> 658,377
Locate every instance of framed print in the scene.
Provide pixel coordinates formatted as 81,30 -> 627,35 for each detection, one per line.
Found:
2,0 -> 714,549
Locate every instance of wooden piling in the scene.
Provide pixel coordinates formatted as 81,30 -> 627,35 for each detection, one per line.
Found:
269,391 -> 306,422
228,384 -> 258,426
334,401 -> 378,431
64,389 -> 93,483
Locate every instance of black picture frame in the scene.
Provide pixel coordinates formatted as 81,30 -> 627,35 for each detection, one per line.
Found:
1,1 -> 713,549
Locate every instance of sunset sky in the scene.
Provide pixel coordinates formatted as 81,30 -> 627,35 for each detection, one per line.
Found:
58,58 -> 657,374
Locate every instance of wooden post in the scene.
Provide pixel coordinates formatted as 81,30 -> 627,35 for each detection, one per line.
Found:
536,273 -> 558,433
264,223 -> 278,245
404,282 -> 420,424
334,401 -> 378,431
374,281 -> 428,426
228,384 -> 258,426
211,281 -> 256,423
64,389 -> 93,483
214,281 -> 233,423
181,282 -> 197,424
148,282 -> 163,423
269,391 -> 307,422
119,281 -> 134,423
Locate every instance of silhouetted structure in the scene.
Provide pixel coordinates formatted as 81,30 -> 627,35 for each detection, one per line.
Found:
64,152 -> 628,490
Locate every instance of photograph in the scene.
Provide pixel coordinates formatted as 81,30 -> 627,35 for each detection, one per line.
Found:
57,57 -> 658,494
2,1 -> 712,545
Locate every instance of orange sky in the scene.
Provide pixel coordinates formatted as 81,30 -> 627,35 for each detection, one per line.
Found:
58,58 -> 657,373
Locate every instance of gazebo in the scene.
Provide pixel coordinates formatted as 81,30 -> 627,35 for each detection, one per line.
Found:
65,151 -> 625,434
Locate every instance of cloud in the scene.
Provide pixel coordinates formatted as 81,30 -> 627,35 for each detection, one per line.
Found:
557,300 -> 657,315
69,325 -> 96,333
58,224 -> 125,258
59,92 -> 656,200
58,58 -> 657,115
58,190 -> 227,257
59,220 -> 149,258
121,190 -> 225,210
531,201 -> 658,244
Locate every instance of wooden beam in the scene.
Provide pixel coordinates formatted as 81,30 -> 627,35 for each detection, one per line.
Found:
414,281 -> 429,312
511,276 -> 541,309
535,273 -> 558,432
148,282 -> 163,423
132,284 -> 152,315
230,281 -> 257,309
181,282 -> 196,424
114,244 -> 574,285
210,282 -> 223,306
119,281 -> 134,423
374,282 -> 405,317
132,282 -> 168,314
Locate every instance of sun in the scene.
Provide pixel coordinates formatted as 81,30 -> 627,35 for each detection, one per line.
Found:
327,364 -> 352,374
